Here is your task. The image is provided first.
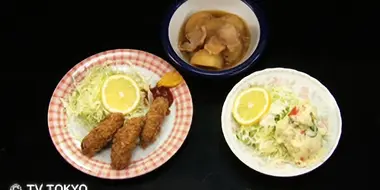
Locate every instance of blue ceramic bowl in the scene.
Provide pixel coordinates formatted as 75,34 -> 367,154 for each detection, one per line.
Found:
161,0 -> 268,78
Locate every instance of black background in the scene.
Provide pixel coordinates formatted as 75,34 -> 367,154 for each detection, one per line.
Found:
1,0 -> 369,189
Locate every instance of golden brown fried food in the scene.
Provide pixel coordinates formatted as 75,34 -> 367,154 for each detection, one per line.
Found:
111,117 -> 145,170
140,97 -> 169,148
81,113 -> 124,157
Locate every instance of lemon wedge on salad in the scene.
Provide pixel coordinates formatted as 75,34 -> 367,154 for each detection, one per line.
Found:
232,87 -> 271,125
101,74 -> 141,115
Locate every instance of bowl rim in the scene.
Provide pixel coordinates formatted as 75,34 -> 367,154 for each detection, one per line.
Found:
161,0 -> 268,77
221,67 -> 342,177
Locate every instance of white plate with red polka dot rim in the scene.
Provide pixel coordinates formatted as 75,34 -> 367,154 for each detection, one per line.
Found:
221,68 -> 342,177
48,49 -> 193,179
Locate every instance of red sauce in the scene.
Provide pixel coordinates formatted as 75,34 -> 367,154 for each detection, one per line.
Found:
150,86 -> 174,106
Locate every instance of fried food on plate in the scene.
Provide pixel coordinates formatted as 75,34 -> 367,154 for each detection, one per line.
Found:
111,117 -> 145,170
81,113 -> 124,157
140,97 -> 170,148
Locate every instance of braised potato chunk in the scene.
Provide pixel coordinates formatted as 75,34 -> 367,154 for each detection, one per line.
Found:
190,49 -> 224,69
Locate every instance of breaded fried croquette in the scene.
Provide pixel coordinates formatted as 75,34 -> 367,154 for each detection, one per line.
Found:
140,97 -> 169,148
111,117 -> 145,170
81,113 -> 124,157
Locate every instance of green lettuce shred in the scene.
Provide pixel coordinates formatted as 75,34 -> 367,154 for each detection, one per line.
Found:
60,64 -> 150,131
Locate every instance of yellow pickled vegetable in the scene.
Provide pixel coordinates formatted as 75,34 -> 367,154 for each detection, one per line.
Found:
157,71 -> 184,88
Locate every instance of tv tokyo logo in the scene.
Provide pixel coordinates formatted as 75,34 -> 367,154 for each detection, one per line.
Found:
10,184 -> 22,190
9,183 -> 88,190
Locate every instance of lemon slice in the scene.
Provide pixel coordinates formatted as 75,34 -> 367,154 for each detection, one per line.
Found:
101,74 -> 141,115
232,87 -> 270,125
157,71 -> 184,88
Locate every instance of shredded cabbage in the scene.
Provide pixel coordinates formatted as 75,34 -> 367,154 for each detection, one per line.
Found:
236,125 -> 290,161
60,64 -> 150,131
268,86 -> 299,108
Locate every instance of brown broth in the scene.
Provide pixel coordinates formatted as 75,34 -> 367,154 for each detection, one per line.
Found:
178,10 -> 251,71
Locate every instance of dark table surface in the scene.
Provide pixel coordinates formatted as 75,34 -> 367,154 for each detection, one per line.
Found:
2,0 -> 368,189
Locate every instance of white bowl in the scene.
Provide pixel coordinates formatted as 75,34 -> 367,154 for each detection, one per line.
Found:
221,68 -> 342,177
162,0 -> 268,77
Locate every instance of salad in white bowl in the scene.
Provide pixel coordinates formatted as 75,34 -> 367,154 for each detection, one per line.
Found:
221,68 -> 341,177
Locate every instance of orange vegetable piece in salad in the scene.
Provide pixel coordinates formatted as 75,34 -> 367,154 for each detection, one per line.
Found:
157,71 -> 184,88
